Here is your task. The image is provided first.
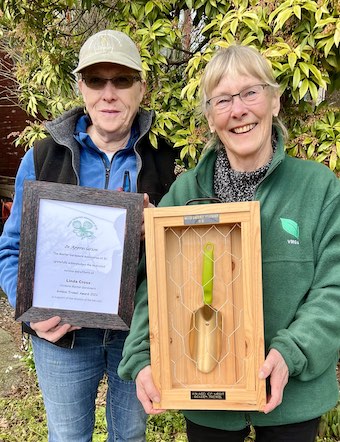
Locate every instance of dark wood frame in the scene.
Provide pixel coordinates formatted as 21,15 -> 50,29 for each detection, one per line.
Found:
15,181 -> 144,330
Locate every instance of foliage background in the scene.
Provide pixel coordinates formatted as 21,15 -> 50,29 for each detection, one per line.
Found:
0,0 -> 339,172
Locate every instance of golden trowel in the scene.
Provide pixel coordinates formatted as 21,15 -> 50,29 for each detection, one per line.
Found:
189,242 -> 223,373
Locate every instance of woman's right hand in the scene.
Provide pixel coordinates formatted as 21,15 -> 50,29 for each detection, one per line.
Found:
30,316 -> 81,343
136,365 -> 166,414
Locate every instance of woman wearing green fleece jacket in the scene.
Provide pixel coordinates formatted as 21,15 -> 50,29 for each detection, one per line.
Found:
118,45 -> 340,441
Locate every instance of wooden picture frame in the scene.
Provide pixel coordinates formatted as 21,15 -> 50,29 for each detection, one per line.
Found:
144,201 -> 266,410
15,180 -> 144,330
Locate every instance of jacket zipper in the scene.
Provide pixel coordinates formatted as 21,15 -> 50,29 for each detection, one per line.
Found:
101,140 -> 142,192
101,157 -> 111,190
105,166 -> 110,189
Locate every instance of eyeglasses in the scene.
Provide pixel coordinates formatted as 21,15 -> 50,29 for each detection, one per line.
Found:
81,74 -> 141,90
206,84 -> 268,112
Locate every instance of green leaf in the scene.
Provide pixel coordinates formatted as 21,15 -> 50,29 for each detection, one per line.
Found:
242,35 -> 258,45
257,28 -> 265,45
315,153 -> 328,163
309,64 -> 322,82
307,143 -> 315,158
189,144 -> 197,160
163,118 -> 173,130
336,141 -> 340,158
299,78 -> 309,99
180,145 -> 189,161
329,151 -> 337,171
202,21 -> 216,33
299,62 -> 310,78
292,68 -> 301,90
308,81 -> 318,102
181,79 -> 199,101
315,8 -> 323,22
148,131 -> 158,148
280,218 -> 300,239
174,139 -> 189,147
230,18 -> 238,35
324,37 -> 335,57
243,18 -> 258,33
288,52 -> 297,71
302,2 -> 317,13
293,5 -> 301,19
318,141 -> 332,151
328,112 -> 335,126
189,117 -> 196,133
302,137 -> 313,145
307,35 -> 315,48
334,28 -> 340,47
274,9 -> 293,33
145,1 -> 154,15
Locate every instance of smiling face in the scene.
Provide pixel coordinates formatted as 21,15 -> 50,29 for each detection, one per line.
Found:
206,74 -> 280,172
78,62 -> 146,146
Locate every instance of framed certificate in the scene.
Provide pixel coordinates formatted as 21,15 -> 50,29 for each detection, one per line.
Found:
144,201 -> 266,410
15,181 -> 144,330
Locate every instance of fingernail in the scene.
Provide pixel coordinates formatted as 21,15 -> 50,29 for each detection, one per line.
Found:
153,396 -> 160,403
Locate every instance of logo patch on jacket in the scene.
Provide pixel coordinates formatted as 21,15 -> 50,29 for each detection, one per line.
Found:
280,218 -> 300,244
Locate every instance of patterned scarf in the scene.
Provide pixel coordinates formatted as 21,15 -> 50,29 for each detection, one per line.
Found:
213,142 -> 276,203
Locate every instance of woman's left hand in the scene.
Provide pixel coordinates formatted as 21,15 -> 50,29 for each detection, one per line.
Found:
259,348 -> 289,414
141,193 -> 154,241
136,365 -> 165,415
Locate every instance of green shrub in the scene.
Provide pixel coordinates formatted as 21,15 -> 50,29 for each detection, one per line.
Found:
0,0 -> 338,172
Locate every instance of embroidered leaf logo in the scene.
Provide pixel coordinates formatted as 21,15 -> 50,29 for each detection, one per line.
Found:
280,218 -> 299,239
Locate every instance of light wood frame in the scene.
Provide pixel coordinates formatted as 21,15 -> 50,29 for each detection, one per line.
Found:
144,201 -> 266,410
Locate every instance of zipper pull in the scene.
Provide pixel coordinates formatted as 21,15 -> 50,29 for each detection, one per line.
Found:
123,170 -> 131,192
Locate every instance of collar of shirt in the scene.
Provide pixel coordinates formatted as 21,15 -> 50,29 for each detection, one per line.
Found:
74,114 -> 139,157
73,114 -> 139,192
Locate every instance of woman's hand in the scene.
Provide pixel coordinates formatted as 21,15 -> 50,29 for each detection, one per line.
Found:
259,348 -> 289,414
141,193 -> 155,241
136,365 -> 165,415
30,316 -> 81,343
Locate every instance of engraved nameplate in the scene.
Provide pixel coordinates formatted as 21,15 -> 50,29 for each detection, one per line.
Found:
184,214 -> 220,225
190,391 -> 226,400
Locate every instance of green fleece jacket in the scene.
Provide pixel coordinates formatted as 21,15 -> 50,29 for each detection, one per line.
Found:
118,130 -> 340,429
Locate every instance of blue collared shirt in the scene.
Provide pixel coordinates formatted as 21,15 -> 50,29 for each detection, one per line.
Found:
74,115 -> 138,192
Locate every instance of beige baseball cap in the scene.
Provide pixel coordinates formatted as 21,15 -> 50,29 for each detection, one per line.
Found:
73,30 -> 143,74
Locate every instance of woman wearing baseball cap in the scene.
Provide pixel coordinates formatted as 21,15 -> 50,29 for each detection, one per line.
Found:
0,29 -> 178,441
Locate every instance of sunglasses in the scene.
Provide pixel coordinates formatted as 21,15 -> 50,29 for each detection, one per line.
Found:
81,74 -> 141,90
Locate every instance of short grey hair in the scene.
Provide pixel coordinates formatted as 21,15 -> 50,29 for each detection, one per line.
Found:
200,45 -> 288,141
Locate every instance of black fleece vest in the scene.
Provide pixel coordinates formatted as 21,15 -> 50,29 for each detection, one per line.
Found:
23,133 -> 178,347
34,137 -> 78,184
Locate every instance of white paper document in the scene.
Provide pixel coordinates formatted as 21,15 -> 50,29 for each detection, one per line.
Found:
33,199 -> 127,314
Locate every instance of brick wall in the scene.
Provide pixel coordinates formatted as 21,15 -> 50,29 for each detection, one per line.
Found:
0,106 -> 27,177
0,51 -> 28,179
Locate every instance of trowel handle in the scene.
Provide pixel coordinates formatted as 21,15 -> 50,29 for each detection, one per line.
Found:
202,242 -> 214,305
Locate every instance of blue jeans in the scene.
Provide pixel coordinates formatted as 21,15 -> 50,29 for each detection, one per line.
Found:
31,329 -> 146,442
